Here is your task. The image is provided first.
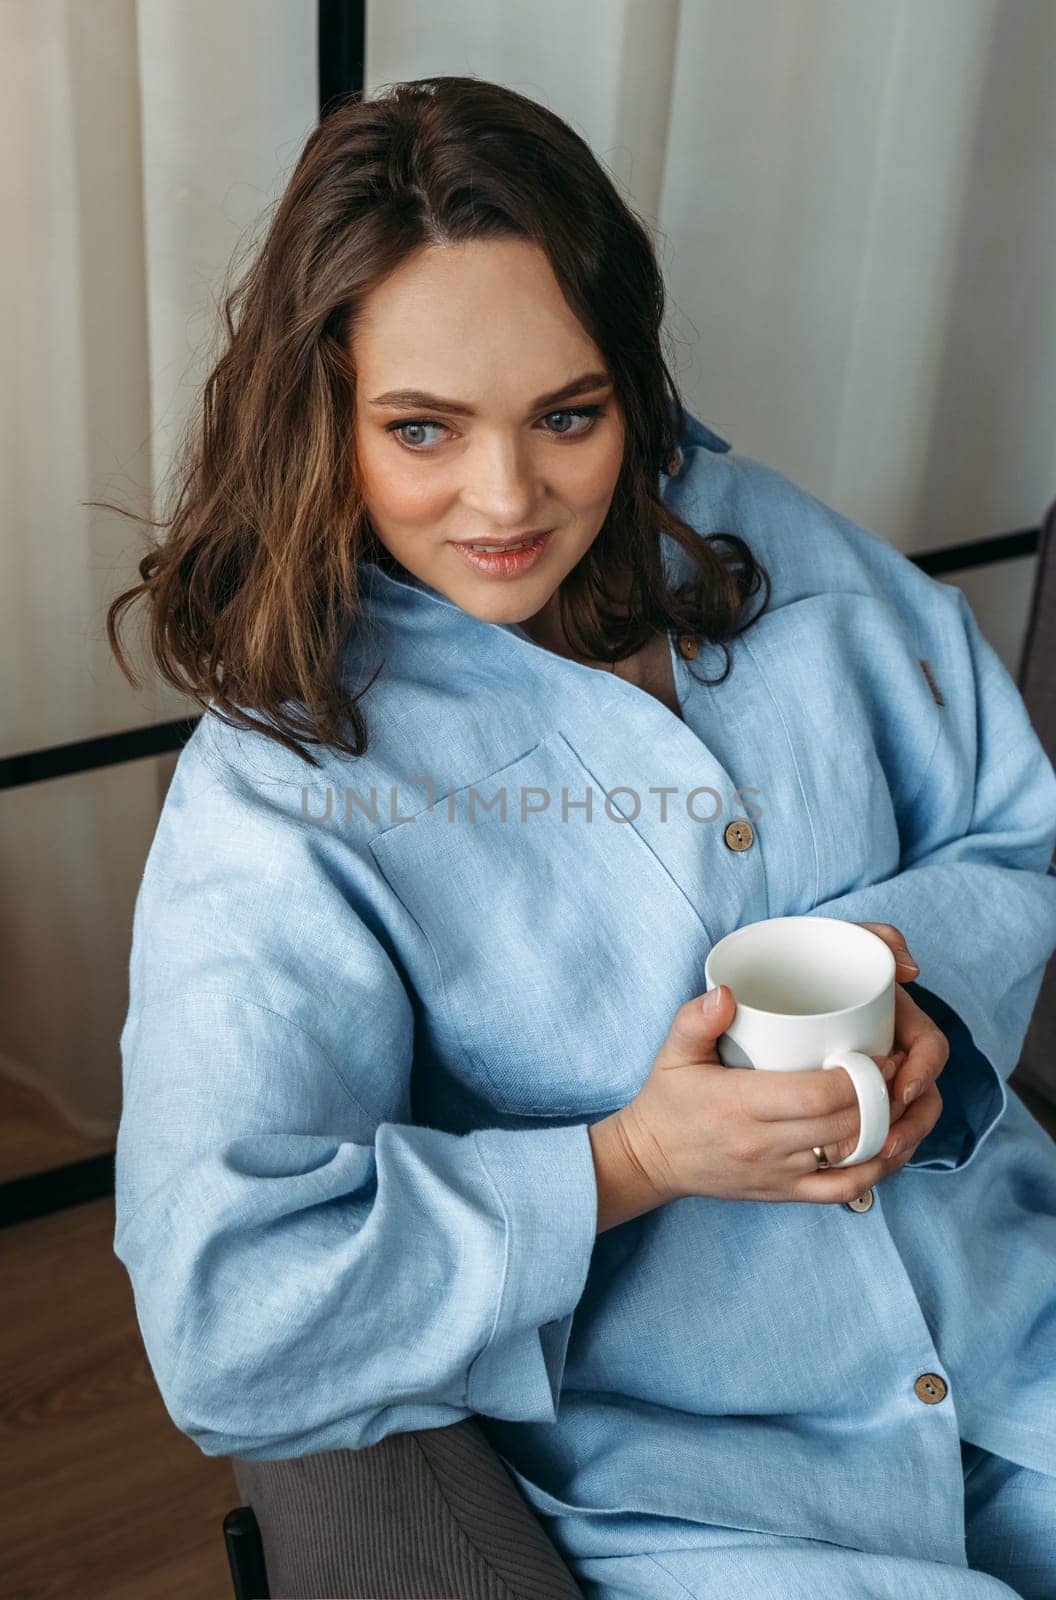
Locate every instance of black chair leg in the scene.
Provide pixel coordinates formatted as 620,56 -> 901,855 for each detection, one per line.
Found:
223,1505 -> 270,1599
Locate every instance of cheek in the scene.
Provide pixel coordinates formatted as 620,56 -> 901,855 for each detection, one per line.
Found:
568,432 -> 624,510
358,436 -> 449,526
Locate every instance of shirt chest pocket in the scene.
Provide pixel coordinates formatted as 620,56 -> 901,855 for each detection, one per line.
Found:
368,729 -> 714,1116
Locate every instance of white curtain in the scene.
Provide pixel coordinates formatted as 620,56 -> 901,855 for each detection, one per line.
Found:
3,0 -> 1053,1134
0,0 -> 316,1136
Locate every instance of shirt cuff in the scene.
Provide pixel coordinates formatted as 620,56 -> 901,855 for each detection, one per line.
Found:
466,1120 -> 597,1421
901,979 -> 1007,1174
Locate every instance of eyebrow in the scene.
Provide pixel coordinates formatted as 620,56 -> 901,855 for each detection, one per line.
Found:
367,370 -> 613,415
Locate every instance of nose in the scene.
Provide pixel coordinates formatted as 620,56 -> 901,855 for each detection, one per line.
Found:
460,433 -> 546,528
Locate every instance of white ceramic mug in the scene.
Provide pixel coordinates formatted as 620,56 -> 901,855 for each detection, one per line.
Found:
703,915 -> 895,1167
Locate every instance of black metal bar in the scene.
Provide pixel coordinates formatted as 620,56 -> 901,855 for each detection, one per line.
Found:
0,716 -> 200,793
0,1151 -> 116,1230
0,528 -> 1041,793
909,527 -> 1039,576
318,0 -> 366,120
224,1506 -> 271,1600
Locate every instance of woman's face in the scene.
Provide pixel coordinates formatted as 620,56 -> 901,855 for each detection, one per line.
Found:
352,238 -> 626,650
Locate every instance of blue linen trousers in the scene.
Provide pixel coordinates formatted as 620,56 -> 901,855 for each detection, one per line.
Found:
557,1441 -> 1056,1598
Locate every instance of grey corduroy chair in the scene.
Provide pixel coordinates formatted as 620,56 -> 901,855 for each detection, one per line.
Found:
222,495 -> 1056,1600
224,1414 -> 584,1598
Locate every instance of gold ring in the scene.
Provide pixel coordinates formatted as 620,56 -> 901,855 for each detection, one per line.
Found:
812,1145 -> 830,1170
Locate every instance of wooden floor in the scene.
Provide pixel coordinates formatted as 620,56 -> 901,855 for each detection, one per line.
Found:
1,1071 -> 1054,1599
1,1194 -> 237,1600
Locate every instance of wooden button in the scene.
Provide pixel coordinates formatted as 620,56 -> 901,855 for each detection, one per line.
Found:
723,819 -> 754,852
676,634 -> 700,660
914,1373 -> 949,1404
844,1189 -> 874,1213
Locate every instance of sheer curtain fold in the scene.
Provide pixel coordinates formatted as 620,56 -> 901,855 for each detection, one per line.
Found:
0,0 -> 315,1134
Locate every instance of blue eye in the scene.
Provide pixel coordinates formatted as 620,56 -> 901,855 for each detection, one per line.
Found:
388,418 -> 446,449
541,405 -> 606,436
385,405 -> 605,452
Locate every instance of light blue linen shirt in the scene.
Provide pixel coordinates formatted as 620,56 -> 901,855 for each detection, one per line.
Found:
113,410 -> 1056,1573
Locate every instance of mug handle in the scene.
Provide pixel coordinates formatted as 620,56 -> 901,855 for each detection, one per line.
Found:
820,1050 -> 891,1166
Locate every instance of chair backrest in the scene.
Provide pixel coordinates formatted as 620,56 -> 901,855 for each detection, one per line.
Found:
1016,492 -> 1056,1105
1018,493 -> 1056,754
229,1414 -> 585,1598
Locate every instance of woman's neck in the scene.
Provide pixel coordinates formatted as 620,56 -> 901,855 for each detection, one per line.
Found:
519,566 -> 636,665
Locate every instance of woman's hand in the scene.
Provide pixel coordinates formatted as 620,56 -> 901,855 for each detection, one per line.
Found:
853,922 -> 950,1162
598,920 -> 949,1212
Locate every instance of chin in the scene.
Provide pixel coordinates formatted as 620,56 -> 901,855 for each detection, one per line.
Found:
456,582 -> 554,624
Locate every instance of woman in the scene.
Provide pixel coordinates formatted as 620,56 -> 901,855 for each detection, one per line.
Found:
107,77 -> 1056,1597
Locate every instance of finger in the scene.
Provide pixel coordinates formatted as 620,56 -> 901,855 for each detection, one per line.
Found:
746,1063 -> 862,1123
749,1047 -> 906,1125
856,922 -> 920,978
772,1050 -> 908,1153
880,1049 -> 906,1085
877,1081 -> 944,1162
787,1081 -> 947,1196
796,1084 -> 942,1190
771,1096 -> 867,1157
790,1143 -> 902,1203
890,988 -> 950,1109
884,1050 -> 912,1127
659,985 -> 738,1069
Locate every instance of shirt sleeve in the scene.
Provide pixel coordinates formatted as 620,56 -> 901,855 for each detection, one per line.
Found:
112,722 -> 598,1461
801,581 -> 1056,1174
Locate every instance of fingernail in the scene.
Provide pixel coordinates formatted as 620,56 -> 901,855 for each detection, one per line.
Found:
897,948 -> 919,970
885,1138 -> 902,1160
902,1079 -> 922,1105
702,987 -> 723,1014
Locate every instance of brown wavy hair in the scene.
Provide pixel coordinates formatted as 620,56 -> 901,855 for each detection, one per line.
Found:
102,74 -> 771,768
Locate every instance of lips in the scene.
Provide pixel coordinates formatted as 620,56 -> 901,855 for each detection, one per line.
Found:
453,529 -> 553,551
450,528 -> 554,577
